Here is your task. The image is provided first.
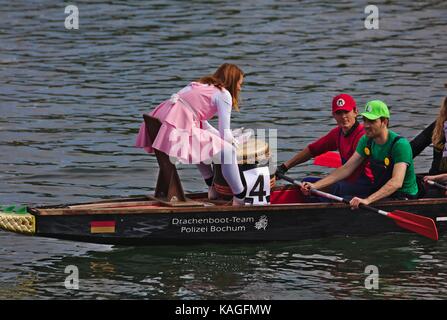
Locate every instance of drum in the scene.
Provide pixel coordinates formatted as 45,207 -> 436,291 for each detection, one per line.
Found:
213,138 -> 275,202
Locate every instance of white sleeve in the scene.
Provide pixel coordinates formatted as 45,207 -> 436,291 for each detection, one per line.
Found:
213,89 -> 234,142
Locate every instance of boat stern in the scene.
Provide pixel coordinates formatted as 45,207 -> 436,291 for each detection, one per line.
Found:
0,208 -> 36,235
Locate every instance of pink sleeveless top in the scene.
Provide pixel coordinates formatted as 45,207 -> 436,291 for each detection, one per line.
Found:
135,82 -> 232,164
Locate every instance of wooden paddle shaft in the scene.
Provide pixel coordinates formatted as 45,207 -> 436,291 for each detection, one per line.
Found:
282,174 -> 389,216
426,180 -> 447,190
284,175 -> 346,202
307,182 -> 389,216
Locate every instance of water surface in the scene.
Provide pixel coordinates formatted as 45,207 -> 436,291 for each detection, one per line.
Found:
1,0 -> 447,299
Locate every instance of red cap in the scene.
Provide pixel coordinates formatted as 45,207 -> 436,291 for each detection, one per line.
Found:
332,94 -> 356,113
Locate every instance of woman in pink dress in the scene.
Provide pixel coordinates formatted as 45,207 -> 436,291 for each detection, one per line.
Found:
136,63 -> 246,206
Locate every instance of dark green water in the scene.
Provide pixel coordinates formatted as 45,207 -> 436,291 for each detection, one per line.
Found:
1,232 -> 447,299
1,0 -> 447,299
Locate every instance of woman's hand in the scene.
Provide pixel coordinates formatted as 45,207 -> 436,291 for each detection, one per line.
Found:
231,137 -> 240,149
423,175 -> 437,183
234,131 -> 252,145
231,127 -> 245,137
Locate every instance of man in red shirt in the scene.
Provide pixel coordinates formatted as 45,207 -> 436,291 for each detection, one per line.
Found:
275,94 -> 374,198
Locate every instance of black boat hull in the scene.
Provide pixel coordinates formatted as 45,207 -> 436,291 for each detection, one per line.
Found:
2,186 -> 446,245
34,202 -> 446,245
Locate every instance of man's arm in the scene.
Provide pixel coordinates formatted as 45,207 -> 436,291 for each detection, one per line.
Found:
350,162 -> 407,208
280,129 -> 338,171
424,173 -> 447,184
283,147 -> 313,169
410,121 -> 435,158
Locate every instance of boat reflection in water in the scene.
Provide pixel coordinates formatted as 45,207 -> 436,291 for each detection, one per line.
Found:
4,234 -> 443,299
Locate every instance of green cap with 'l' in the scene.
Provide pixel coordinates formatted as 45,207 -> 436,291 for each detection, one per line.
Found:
361,100 -> 390,120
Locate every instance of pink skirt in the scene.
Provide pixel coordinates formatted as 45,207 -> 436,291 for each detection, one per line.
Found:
135,101 -> 231,164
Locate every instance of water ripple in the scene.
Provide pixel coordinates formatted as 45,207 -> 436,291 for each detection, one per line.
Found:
1,0 -> 447,299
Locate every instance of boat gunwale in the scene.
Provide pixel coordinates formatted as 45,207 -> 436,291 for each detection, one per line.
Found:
30,196 -> 447,216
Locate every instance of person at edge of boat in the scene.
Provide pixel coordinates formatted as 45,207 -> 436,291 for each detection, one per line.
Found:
135,63 -> 248,206
410,96 -> 447,196
301,100 -> 421,208
275,94 -> 374,199
410,96 -> 447,174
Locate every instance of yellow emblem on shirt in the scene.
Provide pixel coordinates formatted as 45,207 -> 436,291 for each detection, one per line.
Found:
384,157 -> 390,166
364,147 -> 370,156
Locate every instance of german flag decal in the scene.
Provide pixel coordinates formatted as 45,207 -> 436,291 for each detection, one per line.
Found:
90,221 -> 116,234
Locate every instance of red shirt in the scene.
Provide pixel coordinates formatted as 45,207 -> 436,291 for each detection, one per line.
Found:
307,122 -> 373,183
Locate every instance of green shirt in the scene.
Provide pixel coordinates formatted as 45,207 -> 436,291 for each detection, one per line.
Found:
356,130 -> 418,196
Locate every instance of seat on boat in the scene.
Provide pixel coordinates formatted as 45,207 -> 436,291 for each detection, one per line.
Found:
270,185 -> 307,204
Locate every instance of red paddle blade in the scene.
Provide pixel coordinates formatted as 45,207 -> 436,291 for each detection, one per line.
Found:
388,210 -> 438,241
314,151 -> 342,168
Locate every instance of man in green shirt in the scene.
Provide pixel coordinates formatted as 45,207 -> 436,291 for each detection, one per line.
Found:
301,100 -> 419,208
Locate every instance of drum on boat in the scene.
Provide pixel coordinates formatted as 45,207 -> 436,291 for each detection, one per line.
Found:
212,138 -> 275,203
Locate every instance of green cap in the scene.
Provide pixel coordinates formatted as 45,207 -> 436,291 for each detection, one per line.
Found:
361,100 -> 390,120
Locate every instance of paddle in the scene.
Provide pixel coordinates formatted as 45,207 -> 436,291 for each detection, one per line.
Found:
425,179 -> 447,191
314,151 -> 342,168
277,172 -> 439,241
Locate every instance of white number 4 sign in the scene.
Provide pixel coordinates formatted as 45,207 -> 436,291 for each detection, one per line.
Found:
243,167 -> 271,205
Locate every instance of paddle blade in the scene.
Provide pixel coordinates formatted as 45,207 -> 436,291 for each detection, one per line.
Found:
314,151 -> 342,168
388,210 -> 438,241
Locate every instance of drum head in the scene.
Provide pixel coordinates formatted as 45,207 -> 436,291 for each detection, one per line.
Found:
236,138 -> 270,164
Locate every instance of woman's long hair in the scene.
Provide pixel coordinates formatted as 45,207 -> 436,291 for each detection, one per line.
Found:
432,97 -> 447,150
197,63 -> 244,111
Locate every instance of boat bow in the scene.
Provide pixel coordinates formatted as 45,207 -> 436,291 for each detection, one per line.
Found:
0,210 -> 35,235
